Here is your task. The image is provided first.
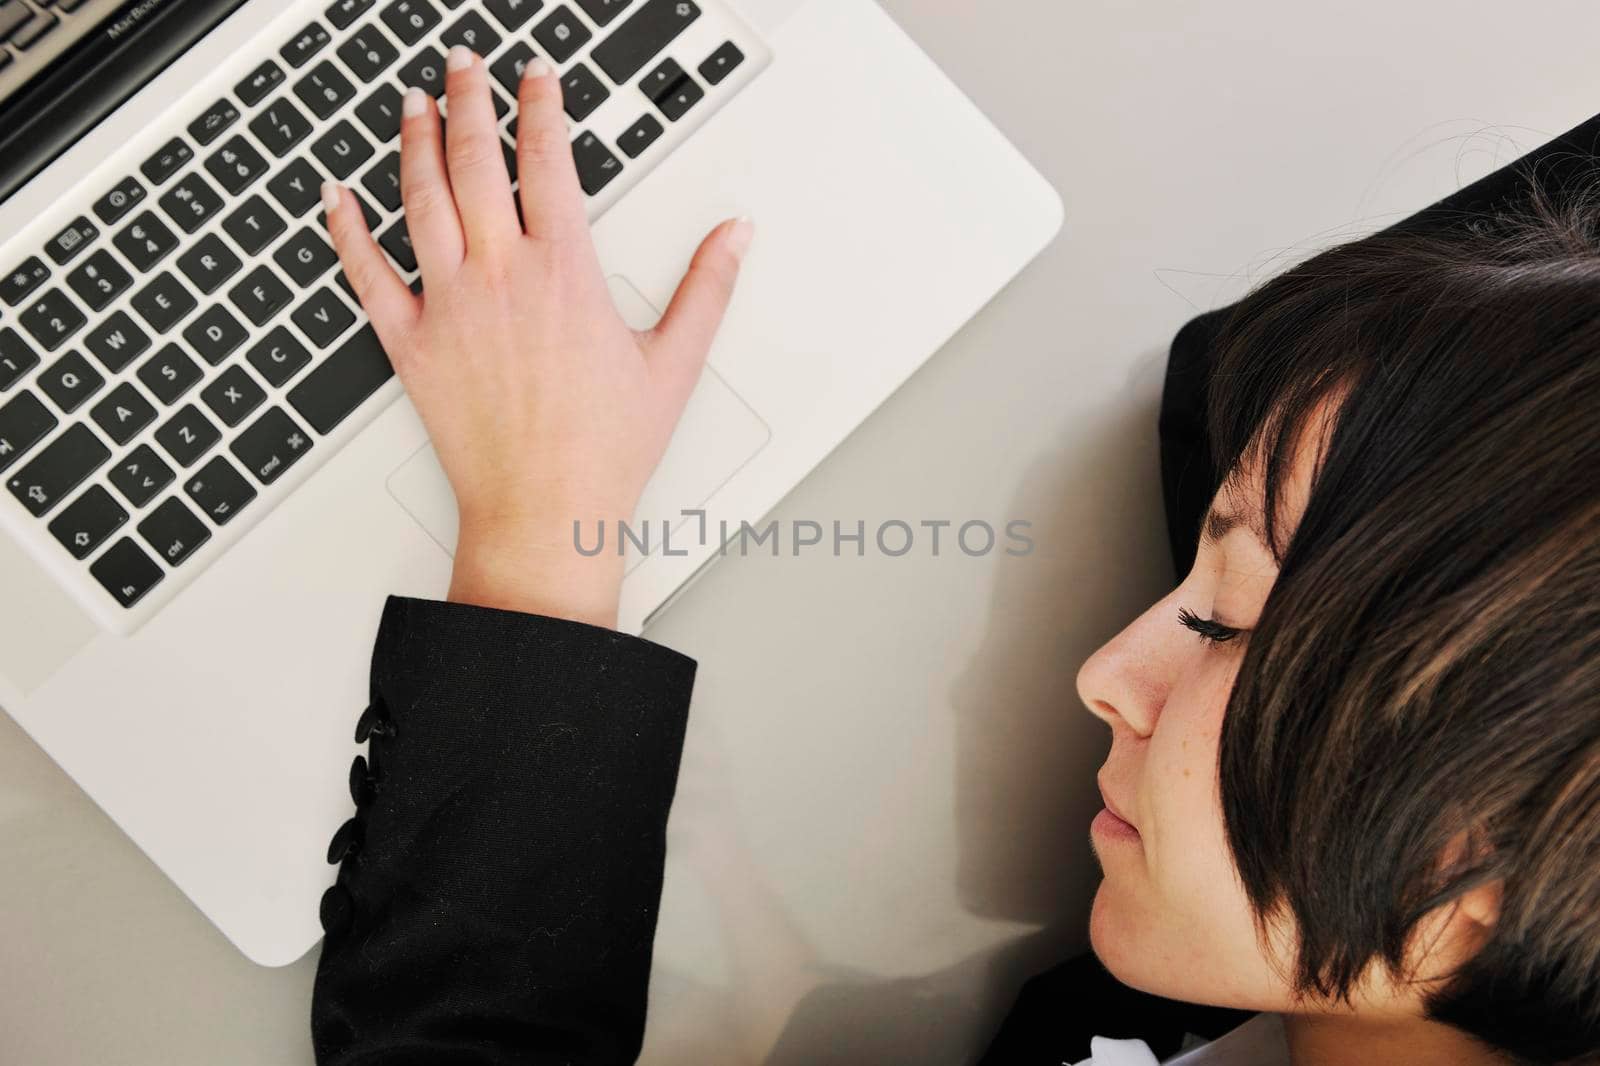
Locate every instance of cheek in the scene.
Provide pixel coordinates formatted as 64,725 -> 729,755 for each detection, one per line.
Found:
1090,652 -> 1292,1009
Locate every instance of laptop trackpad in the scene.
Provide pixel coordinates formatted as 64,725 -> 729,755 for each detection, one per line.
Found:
385,276 -> 771,569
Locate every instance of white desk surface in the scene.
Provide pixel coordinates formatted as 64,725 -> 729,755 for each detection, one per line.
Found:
4,1 -> 1597,1061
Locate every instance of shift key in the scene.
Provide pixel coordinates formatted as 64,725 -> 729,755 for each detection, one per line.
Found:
591,0 -> 700,83
286,324 -> 394,434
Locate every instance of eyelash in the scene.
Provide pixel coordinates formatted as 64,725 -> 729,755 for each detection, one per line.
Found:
1177,607 -> 1244,646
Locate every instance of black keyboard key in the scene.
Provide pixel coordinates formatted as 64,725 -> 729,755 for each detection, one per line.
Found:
90,381 -> 157,445
490,41 -> 535,94
699,40 -> 743,85
49,485 -> 129,559
532,5 -> 590,63
175,234 -> 243,295
200,365 -> 266,427
618,113 -> 662,158
326,0 -> 376,30
92,177 -> 148,226
38,351 -> 103,413
232,406 -> 313,484
378,218 -> 416,272
355,84 -> 405,143
137,344 -> 203,405
380,0 -> 441,45
7,423 -> 109,516
250,97 -> 315,158
90,537 -> 164,607
45,217 -> 98,266
229,265 -> 294,327
312,120 -> 374,179
246,326 -> 312,387
338,25 -> 399,82
656,73 -> 702,121
576,0 -> 630,27
292,287 -> 356,348
360,152 -> 402,211
441,10 -> 501,54
84,312 -> 150,373
65,250 -> 133,312
571,132 -> 622,195
182,305 -> 249,366
130,272 -> 197,334
235,60 -> 285,107
0,327 -> 39,389
223,196 -> 287,254
592,0 -> 698,83
398,46 -> 447,97
185,455 -> 257,525
138,497 -> 210,567
561,63 -> 609,122
485,0 -> 542,31
19,289 -> 86,351
267,158 -> 325,217
1,256 -> 50,307
204,136 -> 271,195
154,404 -> 220,467
113,212 -> 180,272
640,57 -> 685,102
159,171 -> 226,234
281,21 -> 331,68
275,228 -> 339,287
188,98 -> 241,146
294,61 -> 356,120
109,444 -> 174,508
140,137 -> 194,186
0,391 -> 55,474
286,324 -> 393,433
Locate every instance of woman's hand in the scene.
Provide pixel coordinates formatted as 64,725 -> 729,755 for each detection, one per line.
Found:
321,47 -> 753,630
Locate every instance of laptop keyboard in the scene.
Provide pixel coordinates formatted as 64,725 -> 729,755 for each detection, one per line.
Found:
0,0 -> 764,623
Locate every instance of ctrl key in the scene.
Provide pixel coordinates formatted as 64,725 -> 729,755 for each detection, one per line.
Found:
90,538 -> 164,608
138,497 -> 211,568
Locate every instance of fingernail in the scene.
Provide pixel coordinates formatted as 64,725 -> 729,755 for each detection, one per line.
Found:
321,180 -> 341,214
447,45 -> 474,72
402,86 -> 427,117
524,56 -> 554,81
726,217 -> 756,261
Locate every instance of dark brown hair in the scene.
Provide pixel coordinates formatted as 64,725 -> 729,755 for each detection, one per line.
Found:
1206,171 -> 1600,1064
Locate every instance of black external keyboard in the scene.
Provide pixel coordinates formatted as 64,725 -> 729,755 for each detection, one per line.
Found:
0,0 -> 762,621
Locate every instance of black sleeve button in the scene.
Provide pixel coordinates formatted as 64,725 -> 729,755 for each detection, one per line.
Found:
354,700 -> 395,743
319,884 -> 354,937
326,816 -> 364,864
348,754 -> 375,806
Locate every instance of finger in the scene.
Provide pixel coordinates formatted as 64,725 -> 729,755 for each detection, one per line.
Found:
515,58 -> 590,244
645,218 -> 755,404
442,46 -> 519,255
398,86 -> 466,286
322,180 -> 420,346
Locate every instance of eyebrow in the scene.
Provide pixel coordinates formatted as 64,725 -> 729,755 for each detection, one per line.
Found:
1202,507 -> 1269,549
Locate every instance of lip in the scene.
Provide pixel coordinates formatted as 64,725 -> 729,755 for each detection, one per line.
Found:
1094,775 -> 1140,842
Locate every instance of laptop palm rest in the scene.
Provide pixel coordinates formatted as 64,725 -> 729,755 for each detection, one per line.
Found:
385,275 -> 771,569
0,530 -> 98,695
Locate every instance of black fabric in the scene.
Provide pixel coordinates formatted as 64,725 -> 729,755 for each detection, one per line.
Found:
312,596 -> 697,1065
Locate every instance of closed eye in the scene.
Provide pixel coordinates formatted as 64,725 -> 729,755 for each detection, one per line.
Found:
1177,607 -> 1244,645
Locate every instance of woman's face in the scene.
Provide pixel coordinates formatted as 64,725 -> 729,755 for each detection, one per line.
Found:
1076,453 -> 1304,1012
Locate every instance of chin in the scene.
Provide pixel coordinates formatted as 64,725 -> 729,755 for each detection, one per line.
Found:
1088,884 -> 1180,1001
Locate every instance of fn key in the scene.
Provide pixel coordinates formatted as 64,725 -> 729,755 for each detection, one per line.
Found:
90,538 -> 164,608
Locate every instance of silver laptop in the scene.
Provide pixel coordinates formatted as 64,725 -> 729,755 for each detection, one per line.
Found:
0,0 -> 1061,964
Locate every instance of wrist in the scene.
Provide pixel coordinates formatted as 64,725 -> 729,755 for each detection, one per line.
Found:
448,522 -> 626,630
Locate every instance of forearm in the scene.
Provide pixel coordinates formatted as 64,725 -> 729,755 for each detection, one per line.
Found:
312,596 -> 696,1065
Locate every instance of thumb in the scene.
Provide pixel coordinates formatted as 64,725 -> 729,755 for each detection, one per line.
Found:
645,217 -> 755,406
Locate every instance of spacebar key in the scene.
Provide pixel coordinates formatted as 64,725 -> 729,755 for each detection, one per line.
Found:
286,324 -> 394,434
592,0 -> 701,83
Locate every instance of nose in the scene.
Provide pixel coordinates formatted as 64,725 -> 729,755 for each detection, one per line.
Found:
1076,590 -> 1182,739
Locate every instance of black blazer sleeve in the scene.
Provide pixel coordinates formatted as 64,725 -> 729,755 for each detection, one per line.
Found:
311,595 -> 698,1065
